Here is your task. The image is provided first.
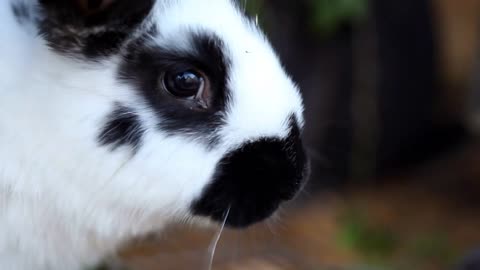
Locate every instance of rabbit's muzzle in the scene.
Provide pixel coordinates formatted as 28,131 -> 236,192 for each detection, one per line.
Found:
192,118 -> 309,228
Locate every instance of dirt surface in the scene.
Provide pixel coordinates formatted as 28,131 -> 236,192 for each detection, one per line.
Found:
117,144 -> 480,270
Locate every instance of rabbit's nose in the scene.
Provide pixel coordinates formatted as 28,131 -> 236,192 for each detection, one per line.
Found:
191,117 -> 309,228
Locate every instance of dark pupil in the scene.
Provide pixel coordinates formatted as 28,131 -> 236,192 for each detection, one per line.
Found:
167,71 -> 203,97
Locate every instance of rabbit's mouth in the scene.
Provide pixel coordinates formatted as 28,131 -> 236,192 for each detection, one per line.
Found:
191,117 -> 309,228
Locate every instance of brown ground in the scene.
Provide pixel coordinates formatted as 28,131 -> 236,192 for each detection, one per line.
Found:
116,143 -> 480,270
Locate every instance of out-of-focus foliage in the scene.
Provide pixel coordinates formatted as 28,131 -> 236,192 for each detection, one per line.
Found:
310,0 -> 368,35
338,210 -> 397,262
242,0 -> 264,17
337,208 -> 459,269
409,234 -> 457,265
243,0 -> 368,36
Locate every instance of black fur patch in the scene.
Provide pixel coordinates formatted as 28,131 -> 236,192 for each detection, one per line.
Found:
99,104 -> 145,151
118,31 -> 231,145
11,3 -> 31,25
37,0 -> 154,58
191,117 -> 309,228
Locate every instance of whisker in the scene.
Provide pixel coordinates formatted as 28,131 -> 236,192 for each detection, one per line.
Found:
264,220 -> 278,236
305,147 -> 329,164
207,207 -> 230,270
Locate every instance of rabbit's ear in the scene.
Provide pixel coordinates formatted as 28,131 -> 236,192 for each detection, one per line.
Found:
38,0 -> 155,58
38,0 -> 154,27
75,0 -> 116,15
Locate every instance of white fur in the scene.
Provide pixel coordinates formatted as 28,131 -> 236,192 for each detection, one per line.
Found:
0,0 -> 304,269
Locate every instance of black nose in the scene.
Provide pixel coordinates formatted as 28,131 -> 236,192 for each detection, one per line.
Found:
191,118 -> 309,228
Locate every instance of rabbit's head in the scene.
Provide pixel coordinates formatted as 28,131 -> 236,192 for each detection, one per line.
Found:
7,0 -> 308,232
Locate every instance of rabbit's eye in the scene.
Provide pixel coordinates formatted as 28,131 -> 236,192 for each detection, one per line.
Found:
163,68 -> 212,110
164,70 -> 204,98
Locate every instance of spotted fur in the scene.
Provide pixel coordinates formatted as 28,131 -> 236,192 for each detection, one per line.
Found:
0,0 -> 307,269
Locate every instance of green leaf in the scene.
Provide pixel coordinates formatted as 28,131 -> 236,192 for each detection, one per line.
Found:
310,0 -> 368,36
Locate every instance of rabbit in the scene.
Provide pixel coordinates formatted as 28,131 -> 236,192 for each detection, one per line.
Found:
0,0 -> 309,269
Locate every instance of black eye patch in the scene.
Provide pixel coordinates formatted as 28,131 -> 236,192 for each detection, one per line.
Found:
117,31 -> 232,147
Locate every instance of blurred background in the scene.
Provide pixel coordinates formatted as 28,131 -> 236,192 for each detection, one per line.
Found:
116,0 -> 480,269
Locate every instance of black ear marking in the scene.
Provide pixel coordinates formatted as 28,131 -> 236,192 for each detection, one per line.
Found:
86,0 -> 104,10
76,0 -> 112,15
39,0 -> 153,24
38,0 -> 155,58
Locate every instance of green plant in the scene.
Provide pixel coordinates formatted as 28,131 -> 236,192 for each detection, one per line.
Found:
310,0 -> 368,36
408,233 -> 458,266
242,0 -> 368,37
242,0 -> 264,16
338,210 -> 397,262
